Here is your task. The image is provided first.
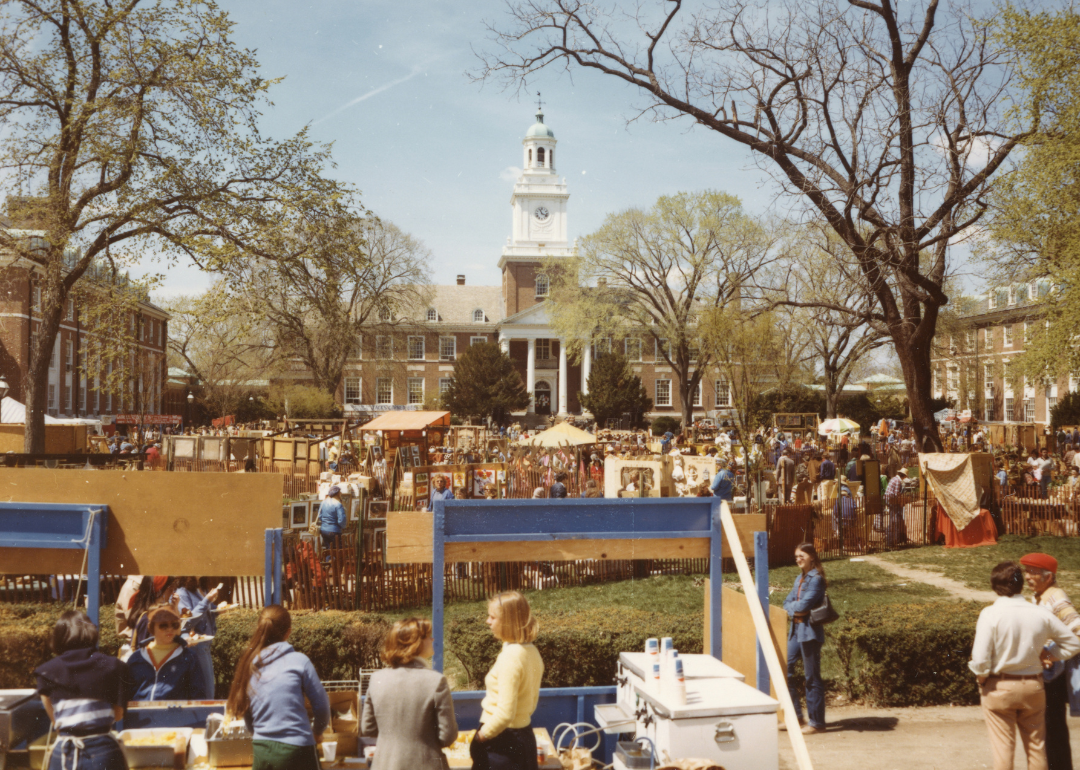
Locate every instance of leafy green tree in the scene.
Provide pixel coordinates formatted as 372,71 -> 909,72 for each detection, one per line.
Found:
0,0 -> 345,451
266,385 -> 342,420
1051,393 -> 1080,431
980,6 -> 1080,384
442,342 -> 530,425
578,352 -> 652,428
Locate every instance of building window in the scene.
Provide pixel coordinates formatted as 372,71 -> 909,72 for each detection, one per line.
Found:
352,336 -> 363,360
693,382 -> 703,407
624,338 -> 642,362
439,378 -> 452,395
376,378 -> 393,405
1005,396 -> 1015,421
1048,387 -> 1058,415
536,339 -> 551,360
1023,322 -> 1030,344
715,378 -> 731,407
1003,362 -> 1012,386
535,274 -> 549,298
32,286 -> 41,312
985,397 -> 994,420
1008,286 -> 1016,305
470,336 -> 487,346
656,379 -> 672,407
947,366 -> 959,394
595,338 -> 611,356
1004,325 -> 1013,347
407,378 -> 424,405
344,377 -> 361,405
379,306 -> 392,322
426,308 -> 438,322
65,300 -> 74,321
1071,375 -> 1078,393
408,336 -> 425,360
537,147 -> 545,165
933,369 -> 940,396
655,338 -> 671,361
65,340 -> 73,372
472,309 -> 485,323
48,384 -> 56,410
94,377 -> 100,414
988,291 -> 997,310
965,330 -> 975,351
439,336 -> 456,360
984,327 -> 994,347
1025,399 -> 1035,422
376,336 -> 392,359
984,364 -> 993,389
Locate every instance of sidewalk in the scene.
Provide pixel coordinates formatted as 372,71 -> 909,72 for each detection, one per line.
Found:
778,703 -> 1080,770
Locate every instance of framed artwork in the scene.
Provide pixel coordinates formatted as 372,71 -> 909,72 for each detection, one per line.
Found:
415,473 -> 429,484
350,494 -> 362,522
453,472 -> 466,489
473,469 -> 496,496
369,501 -> 389,521
415,484 -> 429,498
291,501 -> 309,527
282,504 -> 291,530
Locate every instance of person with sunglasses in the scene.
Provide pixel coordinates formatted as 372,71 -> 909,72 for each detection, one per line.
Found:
125,604 -> 209,701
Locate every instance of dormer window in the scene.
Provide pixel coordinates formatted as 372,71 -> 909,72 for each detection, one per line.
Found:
1008,286 -> 1016,305
379,306 -> 392,322
472,309 -> 485,323
535,274 -> 550,298
426,308 -> 438,322
988,291 -> 997,310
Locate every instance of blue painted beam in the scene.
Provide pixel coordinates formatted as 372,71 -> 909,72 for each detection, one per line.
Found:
442,498 -> 712,537
754,531 -> 770,695
709,499 -> 723,658
446,530 -> 709,543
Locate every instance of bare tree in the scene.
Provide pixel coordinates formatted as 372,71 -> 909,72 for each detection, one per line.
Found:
474,0 -> 1027,451
0,0 -> 345,451
227,214 -> 432,397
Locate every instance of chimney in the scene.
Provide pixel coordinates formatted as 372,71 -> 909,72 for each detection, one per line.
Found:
456,275 -> 465,286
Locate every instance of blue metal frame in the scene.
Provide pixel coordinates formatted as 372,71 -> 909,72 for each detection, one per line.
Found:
264,528 -> 284,606
431,497 -> 728,671
0,502 -> 108,626
754,531 -> 770,694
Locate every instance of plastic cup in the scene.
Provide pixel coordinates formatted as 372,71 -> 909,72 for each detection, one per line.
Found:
364,746 -> 377,760
645,637 -> 659,654
322,742 -> 337,763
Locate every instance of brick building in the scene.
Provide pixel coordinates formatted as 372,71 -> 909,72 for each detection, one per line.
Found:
930,280 -> 1068,423
0,215 -> 169,419
316,110 -> 732,424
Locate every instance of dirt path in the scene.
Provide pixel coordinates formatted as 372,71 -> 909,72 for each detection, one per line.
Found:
778,703 -> 1076,770
861,555 -> 997,603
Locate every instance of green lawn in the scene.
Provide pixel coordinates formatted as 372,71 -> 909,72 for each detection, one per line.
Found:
371,562 -> 954,690
876,535 -> 1080,597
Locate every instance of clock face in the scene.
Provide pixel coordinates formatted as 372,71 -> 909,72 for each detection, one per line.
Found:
534,206 -> 550,221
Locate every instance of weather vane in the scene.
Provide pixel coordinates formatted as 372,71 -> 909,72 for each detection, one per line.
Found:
536,91 -> 544,112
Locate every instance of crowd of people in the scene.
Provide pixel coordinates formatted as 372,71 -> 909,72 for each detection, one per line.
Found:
34,590 -> 544,770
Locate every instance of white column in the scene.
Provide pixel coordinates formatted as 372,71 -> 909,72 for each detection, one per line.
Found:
558,340 -> 569,415
582,343 -> 592,395
526,338 -> 536,413
499,335 -> 509,354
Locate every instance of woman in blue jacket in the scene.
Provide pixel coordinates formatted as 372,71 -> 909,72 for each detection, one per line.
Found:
782,542 -> 827,734
176,577 -> 222,698
126,604 -> 209,702
226,605 -> 330,770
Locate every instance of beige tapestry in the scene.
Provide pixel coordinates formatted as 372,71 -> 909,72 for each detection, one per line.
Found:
919,453 -> 986,531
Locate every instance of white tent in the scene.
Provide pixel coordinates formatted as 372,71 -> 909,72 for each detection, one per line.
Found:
0,397 -> 61,424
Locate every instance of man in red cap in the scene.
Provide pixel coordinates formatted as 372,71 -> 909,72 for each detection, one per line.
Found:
1022,552 -> 1080,770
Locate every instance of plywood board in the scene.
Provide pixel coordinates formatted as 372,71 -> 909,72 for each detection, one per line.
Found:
384,509 -> 765,564
0,468 -> 283,575
603,457 -> 670,498
704,581 -> 788,700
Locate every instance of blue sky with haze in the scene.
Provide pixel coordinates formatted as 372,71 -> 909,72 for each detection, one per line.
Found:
150,0 -> 781,296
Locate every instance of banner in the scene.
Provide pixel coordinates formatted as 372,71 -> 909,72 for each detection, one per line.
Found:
115,414 -> 182,425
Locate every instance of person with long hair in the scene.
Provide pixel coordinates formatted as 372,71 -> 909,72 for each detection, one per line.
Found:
470,591 -> 543,770
35,611 -> 128,769
783,542 -> 827,735
175,577 -> 222,697
128,576 -> 178,652
226,605 -> 329,770
361,618 -> 457,769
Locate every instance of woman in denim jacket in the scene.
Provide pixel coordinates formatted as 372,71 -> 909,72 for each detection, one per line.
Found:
783,542 -> 827,734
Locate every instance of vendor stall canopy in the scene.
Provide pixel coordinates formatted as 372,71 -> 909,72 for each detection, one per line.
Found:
360,411 -> 451,432
513,421 -> 596,447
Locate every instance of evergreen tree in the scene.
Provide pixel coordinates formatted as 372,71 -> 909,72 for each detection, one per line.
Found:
442,342 -> 530,424
578,353 -> 653,428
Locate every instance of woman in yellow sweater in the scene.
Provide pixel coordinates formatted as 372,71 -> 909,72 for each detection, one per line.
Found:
470,591 -> 544,770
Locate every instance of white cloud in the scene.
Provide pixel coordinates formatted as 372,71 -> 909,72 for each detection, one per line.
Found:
930,133 -> 1001,169
500,166 -> 522,183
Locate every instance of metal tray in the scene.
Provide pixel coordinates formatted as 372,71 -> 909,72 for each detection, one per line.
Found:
206,736 -> 253,767
593,703 -> 636,734
118,727 -> 193,768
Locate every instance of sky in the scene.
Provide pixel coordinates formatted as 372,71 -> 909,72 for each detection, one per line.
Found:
146,0 -> 780,297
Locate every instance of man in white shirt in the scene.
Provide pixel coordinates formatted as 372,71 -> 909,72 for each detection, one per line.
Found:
970,561 -> 1080,770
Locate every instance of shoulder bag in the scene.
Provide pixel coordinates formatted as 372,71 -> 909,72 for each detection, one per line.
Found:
308,505 -> 321,536
809,592 -> 840,625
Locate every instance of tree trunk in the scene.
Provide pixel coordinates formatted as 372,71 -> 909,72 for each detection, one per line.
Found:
825,392 -> 838,420
897,336 -> 943,452
24,305 -> 64,454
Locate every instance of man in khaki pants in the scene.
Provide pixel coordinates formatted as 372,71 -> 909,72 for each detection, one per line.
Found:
970,561 -> 1080,770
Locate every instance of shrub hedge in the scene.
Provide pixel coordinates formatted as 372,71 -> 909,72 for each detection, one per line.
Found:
1,600 -> 988,706
0,604 -> 390,698
834,602 -> 984,707
447,607 -> 704,690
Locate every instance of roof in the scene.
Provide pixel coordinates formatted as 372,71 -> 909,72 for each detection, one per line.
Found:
168,367 -> 193,378
360,410 -> 451,431
513,421 -> 596,447
525,111 -> 555,139
858,374 -> 904,385
422,284 -> 505,325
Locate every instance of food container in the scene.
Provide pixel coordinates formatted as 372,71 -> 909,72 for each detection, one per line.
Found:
118,727 -> 193,768
206,736 -> 254,767
615,741 -> 654,769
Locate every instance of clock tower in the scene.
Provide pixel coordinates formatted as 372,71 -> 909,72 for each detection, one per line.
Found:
499,108 -> 575,318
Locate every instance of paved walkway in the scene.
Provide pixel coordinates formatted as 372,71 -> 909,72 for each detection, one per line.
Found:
862,555 -> 997,603
778,704 -> 1080,770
